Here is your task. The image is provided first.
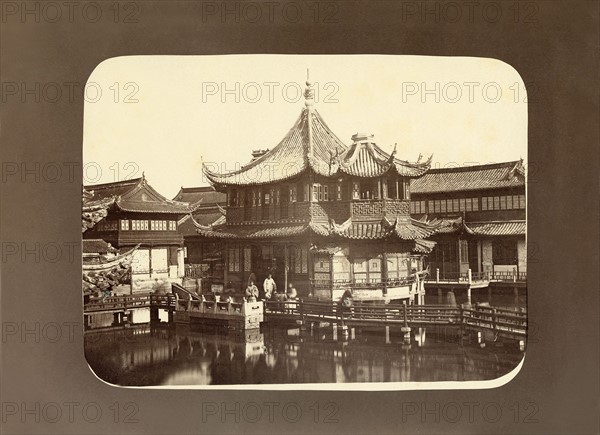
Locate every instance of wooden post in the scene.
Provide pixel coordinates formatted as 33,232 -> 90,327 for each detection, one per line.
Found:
468,268 -> 472,284
385,325 -> 390,344
401,302 -> 411,343
382,245 -> 388,296
150,307 -> 159,324
436,268 -> 440,283
283,244 -> 289,292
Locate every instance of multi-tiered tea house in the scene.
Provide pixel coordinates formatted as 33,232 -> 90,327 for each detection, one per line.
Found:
198,82 -> 436,303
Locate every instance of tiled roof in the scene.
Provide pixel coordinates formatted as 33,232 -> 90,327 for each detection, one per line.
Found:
328,220 -> 388,239
464,221 -> 526,236
195,223 -> 312,239
204,106 -> 347,186
414,239 -> 436,253
203,92 -> 430,186
85,177 -> 191,215
191,214 -> 435,242
82,189 -> 115,232
82,238 -> 115,254
339,141 -> 431,178
178,211 -> 223,237
394,218 -> 437,240
423,217 -> 526,237
84,178 -> 141,199
309,217 -> 436,241
173,186 -> 226,207
411,160 -> 525,194
425,216 -> 464,234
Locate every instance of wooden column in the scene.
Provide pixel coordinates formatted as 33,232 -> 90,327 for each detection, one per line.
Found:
223,241 -> 229,289
382,243 -> 388,296
284,244 -> 288,291
330,254 -> 334,300
307,235 -> 314,296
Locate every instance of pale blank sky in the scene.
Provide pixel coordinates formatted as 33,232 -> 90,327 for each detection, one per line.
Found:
84,55 -> 527,198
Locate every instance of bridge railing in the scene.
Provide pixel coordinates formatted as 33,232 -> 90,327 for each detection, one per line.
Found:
263,300 -> 527,335
425,271 -> 471,283
84,293 -> 175,312
461,305 -> 527,336
177,298 -> 246,316
490,271 -> 527,282
471,271 -> 490,281
264,300 -> 300,315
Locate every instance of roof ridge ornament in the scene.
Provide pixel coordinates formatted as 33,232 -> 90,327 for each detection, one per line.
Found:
304,69 -> 314,107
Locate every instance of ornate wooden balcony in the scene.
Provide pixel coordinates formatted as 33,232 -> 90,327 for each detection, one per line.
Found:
224,199 -> 412,224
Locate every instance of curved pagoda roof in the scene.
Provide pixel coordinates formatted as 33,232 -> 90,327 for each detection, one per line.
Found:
338,133 -> 431,178
203,82 -> 431,187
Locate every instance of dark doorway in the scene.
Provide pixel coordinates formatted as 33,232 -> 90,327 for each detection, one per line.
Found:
468,240 -> 479,272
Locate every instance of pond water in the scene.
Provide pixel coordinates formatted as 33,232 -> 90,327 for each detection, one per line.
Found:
85,323 -> 524,386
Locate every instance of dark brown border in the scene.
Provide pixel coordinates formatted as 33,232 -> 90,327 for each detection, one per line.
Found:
1,1 -> 598,434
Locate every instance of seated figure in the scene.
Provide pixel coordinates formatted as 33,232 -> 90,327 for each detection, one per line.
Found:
245,280 -> 259,302
286,283 -> 298,300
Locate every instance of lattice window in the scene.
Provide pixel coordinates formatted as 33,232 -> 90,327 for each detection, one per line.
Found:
228,246 -> 240,272
243,247 -> 251,272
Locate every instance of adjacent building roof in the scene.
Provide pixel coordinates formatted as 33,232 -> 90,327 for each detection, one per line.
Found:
82,188 -> 115,232
465,221 -> 526,236
82,238 -> 115,254
172,186 -> 226,208
411,160 -> 525,194
203,83 -> 430,187
425,216 -> 525,237
178,211 -> 224,237
85,176 -> 191,215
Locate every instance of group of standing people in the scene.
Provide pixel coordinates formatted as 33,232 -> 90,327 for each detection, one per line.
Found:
244,273 -> 297,302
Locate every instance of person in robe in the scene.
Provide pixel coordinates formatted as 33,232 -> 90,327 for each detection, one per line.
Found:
263,273 -> 277,300
245,280 -> 259,302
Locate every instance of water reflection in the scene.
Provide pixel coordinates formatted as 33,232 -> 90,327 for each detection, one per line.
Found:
85,324 -> 523,386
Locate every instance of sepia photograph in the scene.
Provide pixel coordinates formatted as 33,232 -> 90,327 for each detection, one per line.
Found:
81,55 -> 527,387
2,1 -> 599,434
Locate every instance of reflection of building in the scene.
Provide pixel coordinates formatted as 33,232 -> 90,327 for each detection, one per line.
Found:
410,162 -> 526,277
194,81 -> 436,302
83,176 -> 191,291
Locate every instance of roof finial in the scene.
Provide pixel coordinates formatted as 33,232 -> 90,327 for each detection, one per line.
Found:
142,171 -> 145,181
304,69 -> 314,107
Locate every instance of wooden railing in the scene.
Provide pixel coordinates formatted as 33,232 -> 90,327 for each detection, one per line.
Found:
84,293 -> 175,313
425,269 -> 527,284
490,271 -> 527,282
263,300 -> 527,338
176,298 -> 245,316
